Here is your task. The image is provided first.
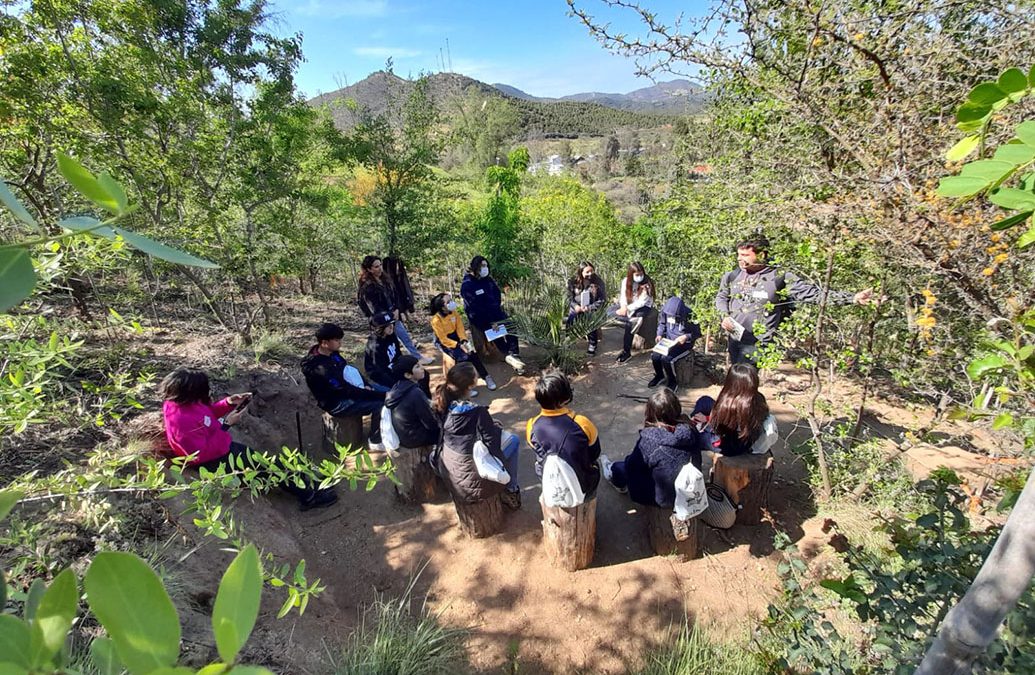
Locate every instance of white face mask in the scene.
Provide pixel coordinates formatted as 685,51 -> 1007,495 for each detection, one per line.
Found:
479,266 -> 490,278
633,273 -> 644,283
445,300 -> 457,311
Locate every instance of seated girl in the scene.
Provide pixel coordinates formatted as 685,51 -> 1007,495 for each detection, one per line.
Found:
433,362 -> 522,510
613,261 -> 655,364
365,311 -> 431,396
566,261 -> 607,356
691,363 -> 769,456
384,355 -> 441,449
459,255 -> 526,374
429,292 -> 496,392
599,389 -> 700,509
650,295 -> 702,392
160,368 -> 337,511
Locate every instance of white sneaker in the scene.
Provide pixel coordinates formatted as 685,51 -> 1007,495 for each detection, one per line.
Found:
368,440 -> 385,452
484,375 -> 498,391
504,355 -> 526,373
418,355 -> 434,366
469,389 -> 479,397
598,454 -> 614,482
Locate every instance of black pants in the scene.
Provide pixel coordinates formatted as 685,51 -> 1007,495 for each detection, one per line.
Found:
728,339 -> 759,366
652,342 -> 692,382
440,344 -> 489,378
200,442 -> 314,503
616,307 -> 651,354
566,311 -> 601,346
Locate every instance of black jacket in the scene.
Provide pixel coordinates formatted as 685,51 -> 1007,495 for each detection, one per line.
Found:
437,401 -> 506,503
459,273 -> 507,330
567,274 -> 607,313
364,333 -> 400,388
385,380 -> 440,448
301,346 -> 385,411
357,280 -> 397,318
622,424 -> 701,509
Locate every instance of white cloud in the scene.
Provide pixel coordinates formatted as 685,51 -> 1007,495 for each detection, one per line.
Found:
294,0 -> 388,18
354,46 -> 421,59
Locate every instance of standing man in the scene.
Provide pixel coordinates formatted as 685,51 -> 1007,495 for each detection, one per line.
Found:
715,235 -> 875,365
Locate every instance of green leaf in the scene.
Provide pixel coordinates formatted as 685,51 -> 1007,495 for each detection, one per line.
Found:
96,173 -> 128,212
1018,224 -> 1035,249
0,615 -> 31,668
997,68 -> 1029,94
84,552 -> 181,674
988,187 -> 1035,210
993,143 -> 1035,166
0,663 -> 30,675
955,102 -> 991,124
59,216 -> 116,240
0,182 -> 39,231
966,82 -> 1007,106
28,568 -> 77,667
0,248 -> 36,314
89,637 -> 122,675
945,135 -> 980,162
24,580 -> 44,621
212,545 -> 262,663
0,490 -> 24,522
1017,121 -> 1035,147
0,570 -> 6,611
228,667 -> 276,674
56,154 -> 119,214
1030,64 -> 1035,87
992,412 -> 1014,430
967,354 -> 1008,380
935,176 -> 988,198
960,160 -> 1014,182
990,210 -> 1033,231
111,228 -> 219,269
147,668 -> 193,675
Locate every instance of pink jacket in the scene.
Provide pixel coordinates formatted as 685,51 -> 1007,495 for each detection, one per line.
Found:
162,398 -> 234,465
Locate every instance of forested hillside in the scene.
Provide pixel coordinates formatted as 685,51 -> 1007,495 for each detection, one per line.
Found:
0,0 -> 1033,673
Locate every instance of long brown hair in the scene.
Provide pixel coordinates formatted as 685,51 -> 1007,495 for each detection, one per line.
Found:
644,388 -> 681,428
711,364 -> 768,441
358,255 -> 384,288
623,261 -> 653,301
571,261 -> 602,292
433,362 -> 478,415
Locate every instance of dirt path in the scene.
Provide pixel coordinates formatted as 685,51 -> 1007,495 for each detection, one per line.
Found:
228,324 -> 816,673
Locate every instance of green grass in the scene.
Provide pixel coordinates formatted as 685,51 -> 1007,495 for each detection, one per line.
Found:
634,621 -> 762,675
334,571 -> 467,675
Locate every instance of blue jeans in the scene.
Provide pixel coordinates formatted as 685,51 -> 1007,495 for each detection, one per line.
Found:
394,319 -> 421,357
610,459 -> 629,489
500,431 -> 520,492
329,397 -> 385,441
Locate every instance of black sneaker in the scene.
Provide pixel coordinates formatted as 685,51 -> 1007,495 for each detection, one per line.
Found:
648,374 -> 665,388
616,351 -> 631,364
300,488 -> 339,511
586,343 -> 597,356
501,490 -> 522,511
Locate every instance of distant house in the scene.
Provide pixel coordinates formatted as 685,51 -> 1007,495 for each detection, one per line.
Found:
530,154 -> 566,176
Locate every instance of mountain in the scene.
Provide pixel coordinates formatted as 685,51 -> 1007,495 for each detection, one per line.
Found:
488,78 -> 707,114
309,71 -> 676,137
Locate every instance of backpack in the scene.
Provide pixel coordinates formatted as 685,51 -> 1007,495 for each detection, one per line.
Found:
379,406 -> 401,451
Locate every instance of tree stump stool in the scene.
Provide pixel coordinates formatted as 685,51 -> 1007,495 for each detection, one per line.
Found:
441,351 -> 457,372
630,309 -> 659,351
470,325 -> 502,363
711,452 -> 774,526
388,445 -> 439,503
453,493 -> 504,538
540,495 -> 597,571
673,351 -> 695,386
646,505 -> 700,561
322,413 -> 365,454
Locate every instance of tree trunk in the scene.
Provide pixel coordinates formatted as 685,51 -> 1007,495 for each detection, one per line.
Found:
322,413 -> 365,455
453,494 -> 503,538
674,352 -> 695,385
387,445 -> 440,503
646,506 -> 700,561
540,495 -> 597,571
917,468 -> 1035,674
711,453 -> 774,526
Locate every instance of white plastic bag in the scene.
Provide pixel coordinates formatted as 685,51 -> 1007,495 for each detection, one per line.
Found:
751,414 -> 779,454
541,454 -> 586,508
673,462 -> 708,520
380,406 -> 401,451
473,440 -> 510,484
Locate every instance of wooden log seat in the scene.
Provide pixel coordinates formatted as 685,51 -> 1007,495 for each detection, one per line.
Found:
453,493 -> 504,538
672,350 -> 695,386
322,413 -> 365,454
630,309 -> 660,351
540,495 -> 597,571
387,445 -> 440,503
710,452 -> 774,526
646,505 -> 701,561
469,325 -> 502,363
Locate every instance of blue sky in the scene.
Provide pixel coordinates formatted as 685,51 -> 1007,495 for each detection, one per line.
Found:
266,0 -> 707,98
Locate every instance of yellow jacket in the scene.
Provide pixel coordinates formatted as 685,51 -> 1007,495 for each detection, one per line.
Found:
431,311 -> 468,349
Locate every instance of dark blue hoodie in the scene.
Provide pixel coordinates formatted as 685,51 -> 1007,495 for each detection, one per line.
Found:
657,296 -> 703,343
622,423 -> 701,509
459,272 -> 507,330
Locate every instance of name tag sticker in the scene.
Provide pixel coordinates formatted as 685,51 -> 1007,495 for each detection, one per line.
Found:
475,289 -> 485,295
752,290 -> 769,300
667,317 -> 676,323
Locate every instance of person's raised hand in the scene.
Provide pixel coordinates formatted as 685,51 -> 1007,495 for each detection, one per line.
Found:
227,392 -> 252,406
677,334 -> 688,344
691,412 -> 708,425
224,409 -> 245,426
616,306 -> 627,317
854,288 -> 886,305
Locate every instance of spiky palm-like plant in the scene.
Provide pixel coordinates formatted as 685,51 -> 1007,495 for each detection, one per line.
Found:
505,279 -> 612,374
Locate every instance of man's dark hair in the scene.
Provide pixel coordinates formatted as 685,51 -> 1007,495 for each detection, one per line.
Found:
159,367 -> 211,405
535,370 -> 573,410
391,354 -> 420,380
736,235 -> 770,255
315,323 -> 345,342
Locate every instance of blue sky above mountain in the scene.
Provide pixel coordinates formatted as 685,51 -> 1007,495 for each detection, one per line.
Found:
267,0 -> 707,98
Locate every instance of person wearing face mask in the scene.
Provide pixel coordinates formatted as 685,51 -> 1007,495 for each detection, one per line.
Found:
459,256 -> 526,374
716,235 -> 877,365
566,261 -> 608,356
428,292 -> 496,392
613,261 -> 655,364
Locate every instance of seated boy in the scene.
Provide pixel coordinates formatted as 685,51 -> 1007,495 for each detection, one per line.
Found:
301,322 -> 388,451
526,371 -> 603,499
650,296 -> 702,392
